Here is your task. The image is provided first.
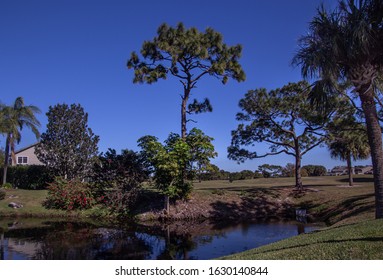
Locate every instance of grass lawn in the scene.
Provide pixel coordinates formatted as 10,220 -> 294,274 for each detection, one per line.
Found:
0,189 -> 97,218
219,219 -> 383,259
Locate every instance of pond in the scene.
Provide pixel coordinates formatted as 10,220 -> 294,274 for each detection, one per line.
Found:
0,218 -> 320,260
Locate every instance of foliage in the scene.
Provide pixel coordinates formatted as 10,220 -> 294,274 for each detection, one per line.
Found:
1,165 -> 54,189
138,134 -> 193,200
91,148 -> 149,215
101,188 -> 141,216
300,168 -> 309,177
92,149 -> 149,192
128,22 -> 245,137
326,106 -> 370,185
293,0 -> 383,218
302,165 -> 327,176
198,165 -> 231,181
43,177 -> 95,211
138,129 -> 217,202
228,81 -> 333,189
185,128 -> 218,180
282,163 -> 295,177
1,182 -> 12,189
257,164 -> 283,178
35,103 -> 99,180
228,170 -> 255,182
0,97 -> 40,184
0,189 -> 5,200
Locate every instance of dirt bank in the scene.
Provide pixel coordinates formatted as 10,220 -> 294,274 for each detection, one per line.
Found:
136,188 -> 298,222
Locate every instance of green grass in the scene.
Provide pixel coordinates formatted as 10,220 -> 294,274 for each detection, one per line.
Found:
0,188 -> 98,218
219,219 -> 383,259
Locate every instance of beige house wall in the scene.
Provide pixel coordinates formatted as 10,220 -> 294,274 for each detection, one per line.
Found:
11,145 -> 44,166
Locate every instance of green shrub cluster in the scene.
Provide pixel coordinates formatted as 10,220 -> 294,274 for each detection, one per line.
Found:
1,183 -> 13,189
1,165 -> 54,189
43,177 -> 95,211
91,149 -> 149,215
302,165 -> 327,176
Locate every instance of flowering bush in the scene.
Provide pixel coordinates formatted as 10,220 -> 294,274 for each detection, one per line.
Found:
43,177 -> 95,211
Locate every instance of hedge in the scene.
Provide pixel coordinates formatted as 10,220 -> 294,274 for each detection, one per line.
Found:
0,165 -> 54,189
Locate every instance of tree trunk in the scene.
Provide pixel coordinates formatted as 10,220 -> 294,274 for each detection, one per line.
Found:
181,88 -> 191,139
346,153 -> 353,187
359,87 -> 383,219
294,137 -> 303,191
295,154 -> 303,191
164,195 -> 170,214
2,135 -> 10,185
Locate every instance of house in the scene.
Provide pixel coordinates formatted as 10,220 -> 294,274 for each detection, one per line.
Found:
329,166 -> 350,176
354,165 -> 373,175
11,143 -> 44,166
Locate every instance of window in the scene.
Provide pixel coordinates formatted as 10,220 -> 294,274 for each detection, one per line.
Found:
17,156 -> 28,165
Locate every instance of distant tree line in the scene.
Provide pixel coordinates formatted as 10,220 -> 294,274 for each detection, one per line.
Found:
198,163 -> 327,182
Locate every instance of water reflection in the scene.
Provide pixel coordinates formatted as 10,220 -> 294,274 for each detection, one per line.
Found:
0,219 -> 320,260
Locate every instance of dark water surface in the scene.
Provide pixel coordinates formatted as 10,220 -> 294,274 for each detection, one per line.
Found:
0,218 -> 320,260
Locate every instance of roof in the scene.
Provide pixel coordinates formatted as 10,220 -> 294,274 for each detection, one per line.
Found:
14,143 -> 40,154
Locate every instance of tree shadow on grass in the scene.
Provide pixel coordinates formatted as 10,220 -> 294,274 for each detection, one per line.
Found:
339,177 -> 374,183
208,188 -> 293,224
319,193 -> 375,223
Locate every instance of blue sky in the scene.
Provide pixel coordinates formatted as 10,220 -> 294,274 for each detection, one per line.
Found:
0,0 -> 371,171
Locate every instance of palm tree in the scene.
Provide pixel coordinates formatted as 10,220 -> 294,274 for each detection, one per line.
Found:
293,0 -> 383,218
0,97 -> 40,185
328,119 -> 370,186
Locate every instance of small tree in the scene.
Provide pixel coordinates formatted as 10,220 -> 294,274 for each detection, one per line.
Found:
185,128 -> 217,181
282,163 -> 296,177
257,164 -> 283,178
127,22 -> 245,138
327,114 -> 370,186
35,104 -> 99,180
228,81 -> 333,190
138,129 -> 216,212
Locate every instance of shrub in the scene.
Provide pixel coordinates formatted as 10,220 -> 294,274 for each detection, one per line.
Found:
0,189 -> 6,200
43,177 -> 95,211
91,149 -> 148,195
101,188 -> 141,216
91,149 -> 149,215
301,168 -> 309,177
302,165 -> 327,176
1,183 -> 13,189
1,165 -> 54,189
